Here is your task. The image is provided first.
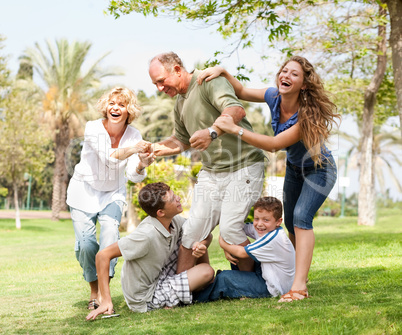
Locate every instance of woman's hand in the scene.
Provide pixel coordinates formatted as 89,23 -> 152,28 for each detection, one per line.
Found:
111,141 -> 152,160
138,151 -> 155,167
134,141 -> 152,154
197,66 -> 225,85
86,301 -> 114,321
213,114 -> 240,135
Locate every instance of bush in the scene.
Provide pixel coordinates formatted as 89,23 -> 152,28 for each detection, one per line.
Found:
317,197 -> 341,217
129,159 -> 191,220
190,161 -> 202,179
0,187 -> 8,197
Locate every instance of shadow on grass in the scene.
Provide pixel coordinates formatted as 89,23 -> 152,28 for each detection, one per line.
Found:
67,294 -> 127,321
56,265 -> 402,335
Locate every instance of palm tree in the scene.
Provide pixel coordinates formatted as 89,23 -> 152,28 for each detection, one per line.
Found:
337,125 -> 402,223
24,39 -> 120,220
136,91 -> 176,142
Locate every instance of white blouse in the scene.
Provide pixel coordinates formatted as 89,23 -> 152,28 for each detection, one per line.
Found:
67,119 -> 146,213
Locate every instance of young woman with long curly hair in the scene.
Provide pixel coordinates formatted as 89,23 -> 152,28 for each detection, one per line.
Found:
198,56 -> 341,302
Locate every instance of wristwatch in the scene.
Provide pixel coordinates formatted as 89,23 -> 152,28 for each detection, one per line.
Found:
238,128 -> 244,137
208,127 -> 218,140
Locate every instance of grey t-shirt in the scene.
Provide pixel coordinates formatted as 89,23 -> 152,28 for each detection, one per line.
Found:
118,215 -> 186,312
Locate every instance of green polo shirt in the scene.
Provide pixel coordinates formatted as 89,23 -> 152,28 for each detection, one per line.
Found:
118,215 -> 186,313
174,70 -> 265,172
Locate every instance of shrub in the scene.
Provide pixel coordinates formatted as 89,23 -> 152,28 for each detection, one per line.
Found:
0,187 -> 8,197
129,159 -> 191,220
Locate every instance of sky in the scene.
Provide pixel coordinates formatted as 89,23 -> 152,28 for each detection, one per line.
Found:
1,0 -> 401,201
0,0 -> 276,96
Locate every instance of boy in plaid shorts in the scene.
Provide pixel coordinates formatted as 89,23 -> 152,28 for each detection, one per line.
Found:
86,183 -> 214,320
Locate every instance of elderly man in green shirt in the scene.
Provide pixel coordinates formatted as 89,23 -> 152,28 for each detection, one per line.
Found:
149,52 -> 266,274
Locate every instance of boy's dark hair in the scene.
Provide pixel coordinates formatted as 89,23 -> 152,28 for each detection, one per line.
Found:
138,183 -> 171,218
253,197 -> 283,221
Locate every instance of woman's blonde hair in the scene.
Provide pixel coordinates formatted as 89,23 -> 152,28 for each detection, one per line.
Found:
276,56 -> 341,167
97,87 -> 141,124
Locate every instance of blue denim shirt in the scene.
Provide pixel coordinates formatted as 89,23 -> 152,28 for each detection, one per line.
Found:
264,87 -> 331,168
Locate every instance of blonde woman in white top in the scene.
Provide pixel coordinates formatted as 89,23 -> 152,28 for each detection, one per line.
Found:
67,87 -> 154,310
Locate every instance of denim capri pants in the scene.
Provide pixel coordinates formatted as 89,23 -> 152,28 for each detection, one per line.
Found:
283,155 -> 337,235
71,201 -> 123,283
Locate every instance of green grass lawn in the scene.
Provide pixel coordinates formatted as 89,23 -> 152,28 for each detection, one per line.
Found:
0,208 -> 401,335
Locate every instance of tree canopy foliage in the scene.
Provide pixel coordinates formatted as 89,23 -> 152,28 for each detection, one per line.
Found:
106,0 -> 401,125
107,0 -> 302,71
23,39 -> 121,220
106,0 -> 401,225
0,35 -> 10,88
0,78 -> 54,228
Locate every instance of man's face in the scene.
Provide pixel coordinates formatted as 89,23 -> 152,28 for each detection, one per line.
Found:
149,60 -> 184,97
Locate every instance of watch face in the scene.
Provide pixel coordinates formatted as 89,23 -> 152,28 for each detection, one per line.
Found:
208,127 -> 218,140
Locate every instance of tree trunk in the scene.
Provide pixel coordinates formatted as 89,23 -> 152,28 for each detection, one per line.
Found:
13,182 -> 21,229
60,175 -> 68,212
358,5 -> 387,226
385,0 -> 402,136
51,120 -> 70,221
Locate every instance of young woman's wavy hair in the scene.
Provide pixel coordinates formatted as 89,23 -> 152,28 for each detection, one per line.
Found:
276,56 -> 341,167
97,87 -> 141,124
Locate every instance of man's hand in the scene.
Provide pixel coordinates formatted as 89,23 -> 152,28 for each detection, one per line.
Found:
189,129 -> 213,151
152,143 -> 166,156
86,301 -> 114,321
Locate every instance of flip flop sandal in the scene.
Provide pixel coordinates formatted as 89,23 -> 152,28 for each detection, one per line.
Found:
88,299 -> 99,310
279,290 -> 309,302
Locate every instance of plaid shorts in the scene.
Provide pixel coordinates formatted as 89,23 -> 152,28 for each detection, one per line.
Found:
147,237 -> 192,311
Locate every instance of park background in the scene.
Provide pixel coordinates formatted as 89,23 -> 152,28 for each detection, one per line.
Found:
0,0 -> 401,334
1,0 -> 401,220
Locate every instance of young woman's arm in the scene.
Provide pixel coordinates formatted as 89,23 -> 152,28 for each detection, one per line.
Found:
214,114 -> 301,152
197,66 -> 266,102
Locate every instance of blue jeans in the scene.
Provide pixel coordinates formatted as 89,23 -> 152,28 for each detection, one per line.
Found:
193,263 -> 270,302
71,201 -> 123,282
283,156 -> 337,235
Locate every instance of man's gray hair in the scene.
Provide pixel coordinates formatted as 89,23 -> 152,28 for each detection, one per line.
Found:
150,52 -> 185,72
